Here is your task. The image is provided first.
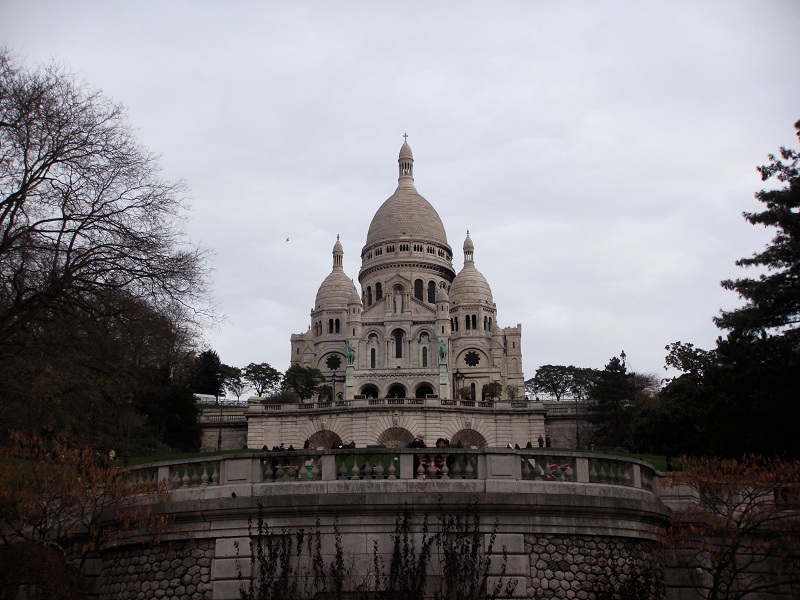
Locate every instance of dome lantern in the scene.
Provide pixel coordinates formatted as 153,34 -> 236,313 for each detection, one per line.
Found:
398,133 -> 414,183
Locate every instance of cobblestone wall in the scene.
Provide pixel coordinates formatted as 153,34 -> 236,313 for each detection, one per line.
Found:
524,534 -> 664,599
99,540 -> 214,600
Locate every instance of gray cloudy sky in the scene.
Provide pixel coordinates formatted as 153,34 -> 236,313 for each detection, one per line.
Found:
3,1 -> 798,380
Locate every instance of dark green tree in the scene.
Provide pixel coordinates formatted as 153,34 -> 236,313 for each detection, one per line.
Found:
655,122 -> 800,458
716,120 -> 800,338
221,364 -> 247,400
481,381 -> 503,400
190,349 -> 223,396
243,362 -> 282,397
532,365 -> 575,401
283,364 -> 325,402
588,354 -> 636,449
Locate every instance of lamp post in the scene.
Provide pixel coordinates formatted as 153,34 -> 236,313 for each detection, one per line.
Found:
453,369 -> 464,400
216,386 -> 223,452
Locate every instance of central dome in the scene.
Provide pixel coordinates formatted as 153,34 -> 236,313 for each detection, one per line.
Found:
364,140 -> 449,249
365,187 -> 449,247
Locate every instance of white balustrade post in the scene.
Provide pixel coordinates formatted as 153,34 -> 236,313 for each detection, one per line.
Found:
400,454 -> 413,479
575,457 -> 590,483
632,464 -> 642,489
321,454 -> 336,481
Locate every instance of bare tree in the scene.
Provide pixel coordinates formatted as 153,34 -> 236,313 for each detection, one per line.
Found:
664,456 -> 800,600
0,49 -> 211,352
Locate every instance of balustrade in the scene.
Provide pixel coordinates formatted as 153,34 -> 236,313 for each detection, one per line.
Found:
129,450 -> 657,493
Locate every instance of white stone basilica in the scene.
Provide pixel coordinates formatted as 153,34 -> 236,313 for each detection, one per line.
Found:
290,139 -> 524,403
246,139 -> 541,450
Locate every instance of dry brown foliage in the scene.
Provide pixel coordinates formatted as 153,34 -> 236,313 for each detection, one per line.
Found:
0,432 -> 173,570
663,456 -> 800,600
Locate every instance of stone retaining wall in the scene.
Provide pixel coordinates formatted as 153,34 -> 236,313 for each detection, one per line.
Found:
524,534 -> 663,599
99,540 -> 214,599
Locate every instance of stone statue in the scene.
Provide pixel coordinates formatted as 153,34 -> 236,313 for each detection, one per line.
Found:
439,340 -> 447,360
394,290 -> 402,312
346,341 -> 356,366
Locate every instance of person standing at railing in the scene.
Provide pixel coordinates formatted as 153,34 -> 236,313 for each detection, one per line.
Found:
409,435 -> 429,477
433,437 -> 454,478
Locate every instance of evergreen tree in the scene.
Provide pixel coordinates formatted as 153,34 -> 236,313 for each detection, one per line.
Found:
190,349 -> 223,396
716,120 -> 800,338
588,354 -> 636,450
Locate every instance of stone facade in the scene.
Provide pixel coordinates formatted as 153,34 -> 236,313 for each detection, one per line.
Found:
289,139 -> 524,404
524,534 -> 663,599
98,540 -> 214,599
247,139 -> 532,450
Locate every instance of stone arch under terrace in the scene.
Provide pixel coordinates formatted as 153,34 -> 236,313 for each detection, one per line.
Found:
376,427 -> 414,448
450,428 -> 488,449
307,430 -> 343,450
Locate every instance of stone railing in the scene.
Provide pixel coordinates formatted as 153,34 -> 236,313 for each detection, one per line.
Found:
248,397 -> 543,412
198,411 -> 247,424
129,449 -> 658,494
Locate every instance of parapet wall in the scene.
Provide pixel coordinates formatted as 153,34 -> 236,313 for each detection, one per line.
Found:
96,450 -> 670,599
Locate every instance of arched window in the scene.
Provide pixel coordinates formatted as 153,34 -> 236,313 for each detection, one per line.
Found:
422,346 -> 428,367
367,286 -> 372,306
470,382 -> 476,400
375,283 -> 383,301
394,330 -> 404,359
427,281 -> 436,303
471,314 -> 477,330
489,317 -> 493,330
335,318 -> 340,334
370,348 -> 376,369
465,315 -> 470,331
414,279 -> 423,301
484,316 -> 488,330
328,319 -> 333,334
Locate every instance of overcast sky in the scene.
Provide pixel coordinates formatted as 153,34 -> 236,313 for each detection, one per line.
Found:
3,1 -> 798,381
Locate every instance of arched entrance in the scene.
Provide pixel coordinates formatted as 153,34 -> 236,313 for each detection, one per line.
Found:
386,383 -> 406,398
414,383 -> 434,398
376,427 -> 414,448
307,430 -> 342,450
360,384 -> 380,399
450,429 -> 488,449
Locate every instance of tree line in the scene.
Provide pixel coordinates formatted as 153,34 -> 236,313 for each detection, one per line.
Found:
189,349 -> 327,404
528,120 -> 800,459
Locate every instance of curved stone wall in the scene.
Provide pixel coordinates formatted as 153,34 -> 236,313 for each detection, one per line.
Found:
95,451 -> 669,599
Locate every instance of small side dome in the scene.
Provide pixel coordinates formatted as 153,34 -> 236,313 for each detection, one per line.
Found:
450,232 -> 493,305
315,271 -> 358,309
348,282 -> 361,305
436,285 -> 450,303
450,263 -> 494,306
315,237 -> 357,309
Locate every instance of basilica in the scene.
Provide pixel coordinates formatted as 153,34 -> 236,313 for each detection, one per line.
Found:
241,139 -> 545,449
290,139 -> 525,403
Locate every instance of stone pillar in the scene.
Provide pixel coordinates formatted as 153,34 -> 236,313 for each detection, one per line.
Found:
345,364 -> 355,400
438,363 -> 450,399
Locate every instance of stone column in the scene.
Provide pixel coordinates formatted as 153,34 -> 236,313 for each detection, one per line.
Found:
439,363 -> 450,399
345,364 -> 355,401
